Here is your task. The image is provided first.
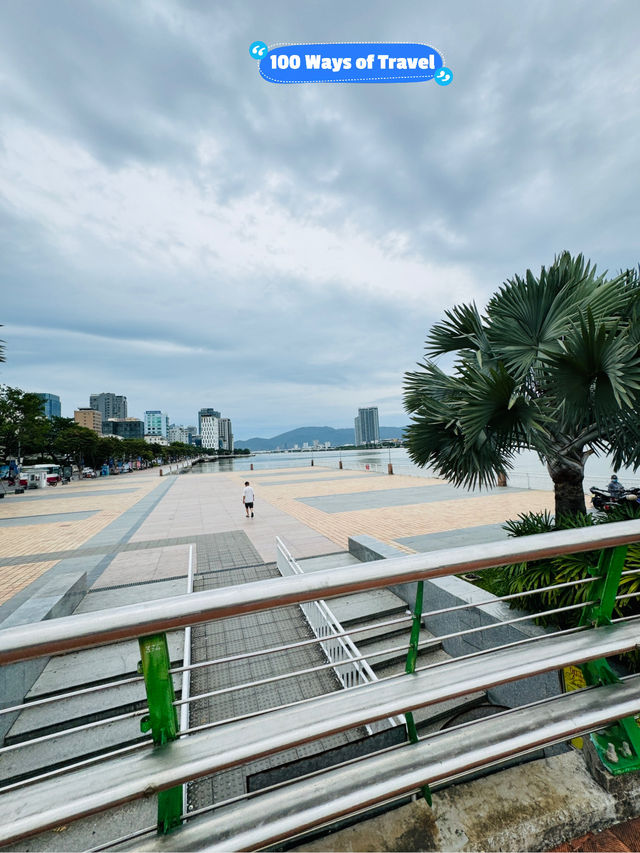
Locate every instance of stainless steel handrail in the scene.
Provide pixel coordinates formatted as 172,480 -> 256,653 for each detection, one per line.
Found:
168,576 -> 595,676
177,623 -> 590,736
0,708 -> 149,754
175,600 -> 595,709
2,619 -> 639,846
118,677 -> 640,853
169,613 -> 412,674
0,674 -> 145,717
3,520 -> 640,665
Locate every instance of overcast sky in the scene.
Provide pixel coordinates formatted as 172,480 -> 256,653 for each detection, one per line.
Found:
1,1 -> 639,439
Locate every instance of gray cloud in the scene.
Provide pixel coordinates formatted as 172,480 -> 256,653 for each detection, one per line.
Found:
1,0 -> 640,437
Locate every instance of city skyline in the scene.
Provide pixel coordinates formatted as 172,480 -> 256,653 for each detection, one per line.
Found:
3,2 -> 639,437
18,386 -> 399,440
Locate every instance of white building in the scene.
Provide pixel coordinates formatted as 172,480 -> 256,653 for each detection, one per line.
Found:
168,425 -> 190,444
144,411 -> 169,438
200,415 -> 220,450
144,435 -> 169,446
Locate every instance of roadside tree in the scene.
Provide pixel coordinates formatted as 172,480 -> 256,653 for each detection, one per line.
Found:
0,385 -> 48,461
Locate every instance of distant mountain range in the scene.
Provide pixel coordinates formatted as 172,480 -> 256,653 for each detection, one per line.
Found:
236,426 -> 407,451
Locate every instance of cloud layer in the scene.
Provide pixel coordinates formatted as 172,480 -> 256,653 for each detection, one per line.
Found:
2,0 -> 639,437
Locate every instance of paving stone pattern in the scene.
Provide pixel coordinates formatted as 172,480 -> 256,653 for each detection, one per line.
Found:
298,484 -> 527,514
3,488 -> 138,502
187,541 -> 365,810
397,522 -> 510,552
0,477 -> 176,616
259,474 -> 382,487
234,466 -> 556,552
0,510 -> 99,527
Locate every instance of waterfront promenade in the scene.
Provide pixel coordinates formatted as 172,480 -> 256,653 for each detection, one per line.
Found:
0,464 -> 557,612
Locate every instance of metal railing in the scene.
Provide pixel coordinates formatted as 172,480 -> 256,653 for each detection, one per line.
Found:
1,520 -> 640,850
275,536 -> 401,733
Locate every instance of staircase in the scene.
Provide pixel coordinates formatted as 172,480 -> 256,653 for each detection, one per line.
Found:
297,552 -> 488,732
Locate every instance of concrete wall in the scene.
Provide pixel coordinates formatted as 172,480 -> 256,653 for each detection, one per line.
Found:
348,535 -> 563,709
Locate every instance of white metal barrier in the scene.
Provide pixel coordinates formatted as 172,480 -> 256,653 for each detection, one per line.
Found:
276,537 -> 400,733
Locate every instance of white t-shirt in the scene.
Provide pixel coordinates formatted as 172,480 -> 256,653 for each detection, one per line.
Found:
243,486 -> 254,502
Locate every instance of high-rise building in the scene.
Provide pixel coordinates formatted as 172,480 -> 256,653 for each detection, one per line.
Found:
74,408 -> 102,435
200,415 -> 220,450
184,425 -> 200,446
36,393 -> 61,419
144,411 -> 169,438
102,418 -> 144,439
354,407 -> 380,446
198,408 -> 221,434
90,393 -> 127,421
168,425 -> 190,444
218,418 -> 234,452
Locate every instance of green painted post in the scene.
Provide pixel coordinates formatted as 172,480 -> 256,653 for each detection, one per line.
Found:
138,634 -> 183,834
403,581 -> 433,806
578,545 -> 640,774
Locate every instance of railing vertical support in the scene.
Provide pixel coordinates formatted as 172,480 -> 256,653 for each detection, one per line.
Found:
403,580 -> 432,806
138,633 -> 182,834
578,545 -> 640,773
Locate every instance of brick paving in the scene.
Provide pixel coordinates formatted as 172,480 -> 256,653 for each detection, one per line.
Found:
0,463 -> 560,610
223,465 -> 556,553
0,473 -> 163,607
551,816 -> 640,851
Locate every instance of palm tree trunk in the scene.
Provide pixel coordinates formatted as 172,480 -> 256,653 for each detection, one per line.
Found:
547,457 -> 587,519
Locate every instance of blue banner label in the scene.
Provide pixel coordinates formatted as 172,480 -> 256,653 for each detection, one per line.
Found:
259,42 -> 444,84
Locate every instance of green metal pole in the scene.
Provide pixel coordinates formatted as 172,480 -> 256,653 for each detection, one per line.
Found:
577,545 -> 640,773
138,633 -> 183,834
403,581 -> 432,806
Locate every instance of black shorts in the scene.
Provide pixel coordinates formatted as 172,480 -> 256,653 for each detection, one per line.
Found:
245,501 -> 254,509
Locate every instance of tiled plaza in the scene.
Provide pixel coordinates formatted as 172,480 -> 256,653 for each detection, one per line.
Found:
0,462 -> 558,614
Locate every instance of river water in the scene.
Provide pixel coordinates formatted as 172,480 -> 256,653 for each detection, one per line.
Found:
194,447 -> 639,493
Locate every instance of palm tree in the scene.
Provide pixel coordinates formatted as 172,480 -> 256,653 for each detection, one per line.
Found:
404,253 -> 640,518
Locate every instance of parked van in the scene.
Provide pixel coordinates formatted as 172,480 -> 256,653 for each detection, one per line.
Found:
19,464 -> 62,488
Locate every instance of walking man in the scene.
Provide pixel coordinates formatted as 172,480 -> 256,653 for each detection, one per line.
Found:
242,481 -> 254,518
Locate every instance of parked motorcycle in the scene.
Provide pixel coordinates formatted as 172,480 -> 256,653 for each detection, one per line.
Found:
590,486 -> 640,513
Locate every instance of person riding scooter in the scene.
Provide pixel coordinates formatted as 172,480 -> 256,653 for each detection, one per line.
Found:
608,474 -> 625,497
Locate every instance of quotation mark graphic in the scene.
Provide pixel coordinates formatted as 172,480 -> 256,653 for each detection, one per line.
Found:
250,40 -> 268,59
434,67 -> 453,86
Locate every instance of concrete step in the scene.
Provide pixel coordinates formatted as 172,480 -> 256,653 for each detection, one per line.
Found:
6,670 -> 180,744
328,589 -> 408,628
362,636 -> 446,673
350,615 -> 432,648
2,580 -> 188,786
0,570 -> 192,845
26,632 -> 183,698
296,552 -> 361,573
0,715 -> 150,786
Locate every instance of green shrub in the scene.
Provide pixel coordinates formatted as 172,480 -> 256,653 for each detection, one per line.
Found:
482,504 -> 640,671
